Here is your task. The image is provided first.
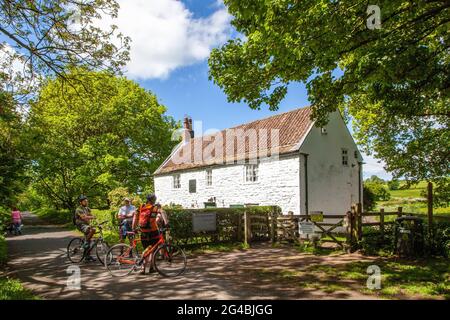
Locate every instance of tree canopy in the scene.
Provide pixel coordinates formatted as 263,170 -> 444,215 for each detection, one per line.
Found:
209,1 -> 449,195
0,91 -> 28,207
0,0 -> 130,99
26,69 -> 178,211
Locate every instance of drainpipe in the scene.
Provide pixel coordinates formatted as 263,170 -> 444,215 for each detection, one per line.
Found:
358,161 -> 362,207
302,153 -> 309,216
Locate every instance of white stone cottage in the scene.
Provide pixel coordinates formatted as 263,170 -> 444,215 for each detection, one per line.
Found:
154,107 -> 363,215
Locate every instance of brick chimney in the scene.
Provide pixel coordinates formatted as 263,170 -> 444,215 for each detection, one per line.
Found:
183,116 -> 194,143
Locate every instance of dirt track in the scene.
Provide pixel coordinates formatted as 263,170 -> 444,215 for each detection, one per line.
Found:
5,212 -> 378,300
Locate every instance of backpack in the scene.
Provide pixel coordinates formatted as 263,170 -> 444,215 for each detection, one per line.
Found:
138,204 -> 159,232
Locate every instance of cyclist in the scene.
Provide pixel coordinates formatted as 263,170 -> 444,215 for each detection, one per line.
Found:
117,197 -> 136,244
74,195 -> 96,262
132,193 -> 165,275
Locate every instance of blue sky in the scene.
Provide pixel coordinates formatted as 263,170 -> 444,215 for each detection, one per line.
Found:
0,0 -> 391,180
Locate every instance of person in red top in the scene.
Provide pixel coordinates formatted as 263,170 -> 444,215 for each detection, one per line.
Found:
132,194 -> 163,275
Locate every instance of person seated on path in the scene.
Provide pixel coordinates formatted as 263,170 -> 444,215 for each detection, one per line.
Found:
117,197 -> 136,244
73,195 -> 96,262
11,207 -> 23,235
132,193 -> 164,275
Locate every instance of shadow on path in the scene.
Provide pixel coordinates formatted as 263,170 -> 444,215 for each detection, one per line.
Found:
5,213 -> 377,300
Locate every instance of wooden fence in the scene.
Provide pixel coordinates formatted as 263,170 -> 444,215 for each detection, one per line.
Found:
165,206 -> 279,247
346,203 -> 417,251
273,204 -> 416,251
165,204 -> 417,251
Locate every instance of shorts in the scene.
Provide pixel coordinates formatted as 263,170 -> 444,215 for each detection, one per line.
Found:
77,223 -> 92,236
141,231 -> 160,249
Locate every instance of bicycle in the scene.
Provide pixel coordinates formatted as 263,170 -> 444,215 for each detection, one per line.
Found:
67,220 -> 110,265
105,227 -> 186,277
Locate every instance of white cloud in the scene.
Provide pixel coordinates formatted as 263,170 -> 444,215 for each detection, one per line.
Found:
100,0 -> 232,80
0,43 -> 26,76
361,152 -> 393,180
0,43 -> 39,96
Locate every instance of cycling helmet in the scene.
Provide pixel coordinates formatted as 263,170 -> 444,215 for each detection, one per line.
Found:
146,193 -> 157,203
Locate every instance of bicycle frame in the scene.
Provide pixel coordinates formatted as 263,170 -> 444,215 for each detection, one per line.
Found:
118,232 -> 165,265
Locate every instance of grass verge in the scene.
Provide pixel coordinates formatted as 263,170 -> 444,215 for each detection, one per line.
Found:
0,277 -> 39,300
253,257 -> 450,299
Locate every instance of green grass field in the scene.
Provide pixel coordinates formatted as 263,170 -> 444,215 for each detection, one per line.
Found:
376,181 -> 449,217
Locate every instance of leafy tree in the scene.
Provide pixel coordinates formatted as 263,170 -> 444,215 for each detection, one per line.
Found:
107,187 -> 142,211
387,179 -> 400,190
0,0 -> 130,98
363,185 -> 376,211
420,180 -> 450,208
364,181 -> 391,202
26,69 -> 178,212
209,0 -> 449,195
0,91 -> 27,207
367,175 -> 385,184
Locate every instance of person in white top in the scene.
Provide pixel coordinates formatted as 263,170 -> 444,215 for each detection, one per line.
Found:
117,198 -> 136,243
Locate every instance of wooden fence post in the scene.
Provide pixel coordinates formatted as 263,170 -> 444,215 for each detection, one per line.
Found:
237,212 -> 242,242
427,182 -> 433,235
345,210 -> 353,251
380,208 -> 385,237
244,211 -> 249,245
357,203 -> 362,241
270,207 -> 276,243
398,206 -> 403,218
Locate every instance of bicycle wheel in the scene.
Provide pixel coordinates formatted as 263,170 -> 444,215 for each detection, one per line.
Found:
67,238 -> 85,263
153,244 -> 186,277
105,244 -> 139,277
95,240 -> 110,265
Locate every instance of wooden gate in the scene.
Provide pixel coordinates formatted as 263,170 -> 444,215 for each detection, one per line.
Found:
300,215 -> 346,249
275,214 -> 347,249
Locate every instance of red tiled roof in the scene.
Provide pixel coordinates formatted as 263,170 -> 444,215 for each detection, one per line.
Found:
154,106 -> 314,175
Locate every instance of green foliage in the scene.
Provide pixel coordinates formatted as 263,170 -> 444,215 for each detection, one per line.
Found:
0,234 -> 7,265
364,181 -> 391,202
16,185 -> 50,211
91,209 -> 117,230
165,206 -> 279,246
26,69 -> 178,212
34,208 -> 72,225
0,92 -> 28,207
0,0 -> 130,100
388,180 -> 400,191
363,185 -> 376,211
209,1 -> 449,190
360,221 -> 450,258
0,206 -> 11,233
107,187 -> 142,211
420,180 -> 450,208
360,225 -> 395,256
424,221 -> 450,258
0,277 -> 38,300
367,175 -> 385,184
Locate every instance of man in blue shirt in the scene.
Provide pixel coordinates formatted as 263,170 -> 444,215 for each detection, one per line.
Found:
117,198 -> 136,243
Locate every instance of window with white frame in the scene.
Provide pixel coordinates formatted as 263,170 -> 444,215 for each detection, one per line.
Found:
342,149 -> 349,166
245,164 -> 259,182
206,169 -> 212,186
173,174 -> 181,189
